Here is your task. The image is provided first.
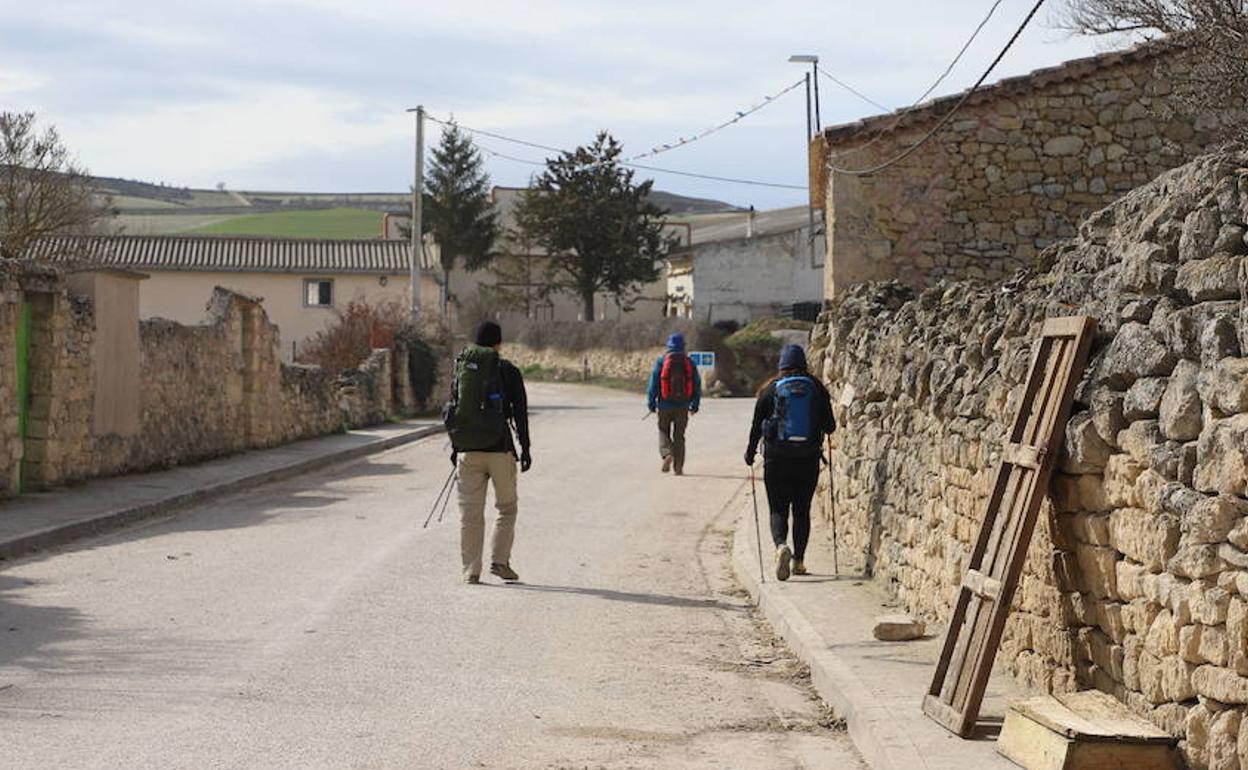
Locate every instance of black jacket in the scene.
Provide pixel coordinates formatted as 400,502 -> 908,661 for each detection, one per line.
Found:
747,374 -> 835,463
481,359 -> 530,455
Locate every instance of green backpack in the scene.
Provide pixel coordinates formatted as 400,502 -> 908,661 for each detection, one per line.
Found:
444,345 -> 509,451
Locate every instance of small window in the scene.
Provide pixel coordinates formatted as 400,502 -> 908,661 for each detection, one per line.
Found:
304,279 -> 333,307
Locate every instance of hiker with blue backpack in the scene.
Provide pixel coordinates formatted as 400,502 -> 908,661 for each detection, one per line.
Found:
647,332 -> 702,476
744,344 -> 835,581
444,321 -> 531,585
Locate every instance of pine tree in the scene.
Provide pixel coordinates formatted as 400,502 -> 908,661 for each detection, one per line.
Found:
513,132 -> 674,322
424,122 -> 499,315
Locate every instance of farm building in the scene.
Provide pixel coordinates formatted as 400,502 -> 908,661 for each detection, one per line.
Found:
28,235 -> 440,360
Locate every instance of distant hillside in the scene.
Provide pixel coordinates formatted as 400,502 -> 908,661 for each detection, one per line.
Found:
647,191 -> 739,215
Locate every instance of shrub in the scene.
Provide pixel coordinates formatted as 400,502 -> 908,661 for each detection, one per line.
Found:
298,298 -> 406,373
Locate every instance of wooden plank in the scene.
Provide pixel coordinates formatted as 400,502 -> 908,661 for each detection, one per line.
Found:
924,316 -> 1097,739
963,568 -> 1002,601
999,692 -> 1178,770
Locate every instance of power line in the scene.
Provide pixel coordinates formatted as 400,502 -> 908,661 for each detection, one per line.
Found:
431,115 -> 808,190
627,78 -> 805,161
823,0 -> 1010,161
817,68 -> 890,112
828,0 -> 1047,176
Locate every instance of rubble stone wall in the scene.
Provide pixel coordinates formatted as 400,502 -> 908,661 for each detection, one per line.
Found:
819,45 -> 1232,295
809,153 -> 1248,769
0,277 -> 408,496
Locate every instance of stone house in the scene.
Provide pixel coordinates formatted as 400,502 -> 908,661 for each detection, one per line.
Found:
665,205 -> 823,325
28,235 -> 441,360
812,40 -> 1230,297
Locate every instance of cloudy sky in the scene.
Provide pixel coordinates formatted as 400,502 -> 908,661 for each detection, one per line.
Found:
0,1 -> 1132,208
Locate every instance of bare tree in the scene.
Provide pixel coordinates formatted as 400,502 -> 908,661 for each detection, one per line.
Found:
1063,1 -> 1248,143
1,111 -> 111,260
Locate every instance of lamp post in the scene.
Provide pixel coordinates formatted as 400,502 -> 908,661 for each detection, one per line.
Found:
789,55 -> 820,268
405,105 -> 425,321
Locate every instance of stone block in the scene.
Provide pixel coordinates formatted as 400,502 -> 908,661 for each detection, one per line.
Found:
1176,255 -> 1244,302
1106,454 -> 1147,507
1180,207 -> 1222,262
1191,587 -> 1233,626
1160,360 -> 1204,441
1125,377 -> 1171,421
1110,508 -> 1180,571
1074,542 -> 1120,598
1194,414 -> 1248,496
1044,135 -> 1085,156
1146,608 -> 1183,657
1193,665 -> 1248,704
1052,473 -> 1111,513
1200,357 -> 1248,416
1200,317 -> 1241,365
1169,544 -> 1229,579
1095,323 -> 1177,389
1208,707 -> 1242,770
872,614 -> 925,641
1091,389 -> 1127,448
1062,411 -> 1114,473
1188,494 -> 1248,546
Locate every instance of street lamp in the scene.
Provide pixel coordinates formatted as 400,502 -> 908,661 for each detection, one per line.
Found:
788,54 -> 820,133
789,55 -> 820,268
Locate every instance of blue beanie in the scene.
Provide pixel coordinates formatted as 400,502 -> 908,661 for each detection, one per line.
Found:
778,344 -> 807,372
666,332 -> 686,352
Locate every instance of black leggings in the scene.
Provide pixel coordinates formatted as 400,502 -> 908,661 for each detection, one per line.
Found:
764,457 -> 820,560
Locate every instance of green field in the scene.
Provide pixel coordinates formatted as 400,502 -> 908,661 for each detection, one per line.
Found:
180,207 -> 385,239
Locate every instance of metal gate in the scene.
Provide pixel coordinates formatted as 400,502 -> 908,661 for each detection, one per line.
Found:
924,316 -> 1097,737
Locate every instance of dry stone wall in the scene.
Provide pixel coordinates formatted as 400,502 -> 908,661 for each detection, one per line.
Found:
0,276 -> 414,497
809,153 -> 1248,769
820,44 -> 1236,294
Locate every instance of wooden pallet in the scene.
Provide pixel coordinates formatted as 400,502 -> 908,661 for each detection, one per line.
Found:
997,690 -> 1177,770
924,316 -> 1097,738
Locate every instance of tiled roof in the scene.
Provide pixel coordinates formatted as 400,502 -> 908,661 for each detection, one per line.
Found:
822,39 -> 1174,145
27,235 -> 413,274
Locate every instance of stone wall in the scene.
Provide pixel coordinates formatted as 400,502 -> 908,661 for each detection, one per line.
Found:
818,43 -> 1235,296
0,274 -> 418,497
809,153 -> 1248,769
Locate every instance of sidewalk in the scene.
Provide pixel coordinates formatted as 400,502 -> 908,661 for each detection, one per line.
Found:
732,492 -> 1023,770
0,420 -> 441,561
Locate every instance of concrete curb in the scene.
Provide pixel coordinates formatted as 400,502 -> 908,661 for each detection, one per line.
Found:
0,425 -> 443,562
731,502 -> 930,770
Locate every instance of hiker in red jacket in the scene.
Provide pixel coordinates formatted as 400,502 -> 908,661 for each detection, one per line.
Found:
647,332 -> 702,476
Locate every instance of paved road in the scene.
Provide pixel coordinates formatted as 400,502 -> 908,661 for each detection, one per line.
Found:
0,383 -> 862,770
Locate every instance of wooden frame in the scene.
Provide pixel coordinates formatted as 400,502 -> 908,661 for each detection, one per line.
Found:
924,316 -> 1097,738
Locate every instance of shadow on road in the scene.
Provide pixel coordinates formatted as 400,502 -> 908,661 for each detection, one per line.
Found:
0,574 -> 88,671
500,582 -> 744,611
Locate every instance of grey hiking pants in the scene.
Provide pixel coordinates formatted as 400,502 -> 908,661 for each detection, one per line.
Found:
657,407 -> 689,471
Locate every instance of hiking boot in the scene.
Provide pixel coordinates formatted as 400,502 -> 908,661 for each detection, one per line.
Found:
674,466 -> 684,476
661,456 -> 672,473
792,560 -> 808,576
490,562 -> 520,582
464,573 -> 480,585
775,545 -> 792,582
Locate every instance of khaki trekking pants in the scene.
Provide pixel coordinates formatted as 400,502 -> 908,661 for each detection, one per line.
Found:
657,407 -> 689,472
457,451 -> 519,579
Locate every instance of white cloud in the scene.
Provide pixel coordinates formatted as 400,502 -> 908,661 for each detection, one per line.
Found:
0,68 -> 48,96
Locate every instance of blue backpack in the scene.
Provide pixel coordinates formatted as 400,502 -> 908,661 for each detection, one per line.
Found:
765,375 -> 820,457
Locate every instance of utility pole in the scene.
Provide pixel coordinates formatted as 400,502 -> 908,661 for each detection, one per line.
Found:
789,55 -> 820,269
406,105 -> 426,321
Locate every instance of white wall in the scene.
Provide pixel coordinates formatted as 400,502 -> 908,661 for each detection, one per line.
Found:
691,226 -> 824,325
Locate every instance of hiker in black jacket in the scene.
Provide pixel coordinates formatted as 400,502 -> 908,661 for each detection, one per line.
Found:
744,344 -> 835,581
448,321 -> 531,584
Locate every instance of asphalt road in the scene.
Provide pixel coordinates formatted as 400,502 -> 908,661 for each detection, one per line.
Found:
0,383 -> 862,770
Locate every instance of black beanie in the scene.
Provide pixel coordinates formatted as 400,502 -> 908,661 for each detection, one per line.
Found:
475,321 -> 503,348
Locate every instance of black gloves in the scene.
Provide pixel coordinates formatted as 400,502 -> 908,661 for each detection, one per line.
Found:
520,449 -> 532,473
744,450 -> 755,467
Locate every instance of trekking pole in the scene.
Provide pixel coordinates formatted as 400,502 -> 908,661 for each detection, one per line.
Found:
641,410 -> 654,421
827,434 -> 839,576
423,467 -> 456,528
436,474 -> 457,523
749,465 -> 766,584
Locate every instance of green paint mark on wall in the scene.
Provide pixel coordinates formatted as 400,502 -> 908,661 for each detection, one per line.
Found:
15,302 -> 32,493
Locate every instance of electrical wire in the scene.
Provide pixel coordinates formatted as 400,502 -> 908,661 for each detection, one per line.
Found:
827,0 -> 1047,177
816,68 -> 890,112
822,0 -> 1010,161
430,115 -> 808,190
